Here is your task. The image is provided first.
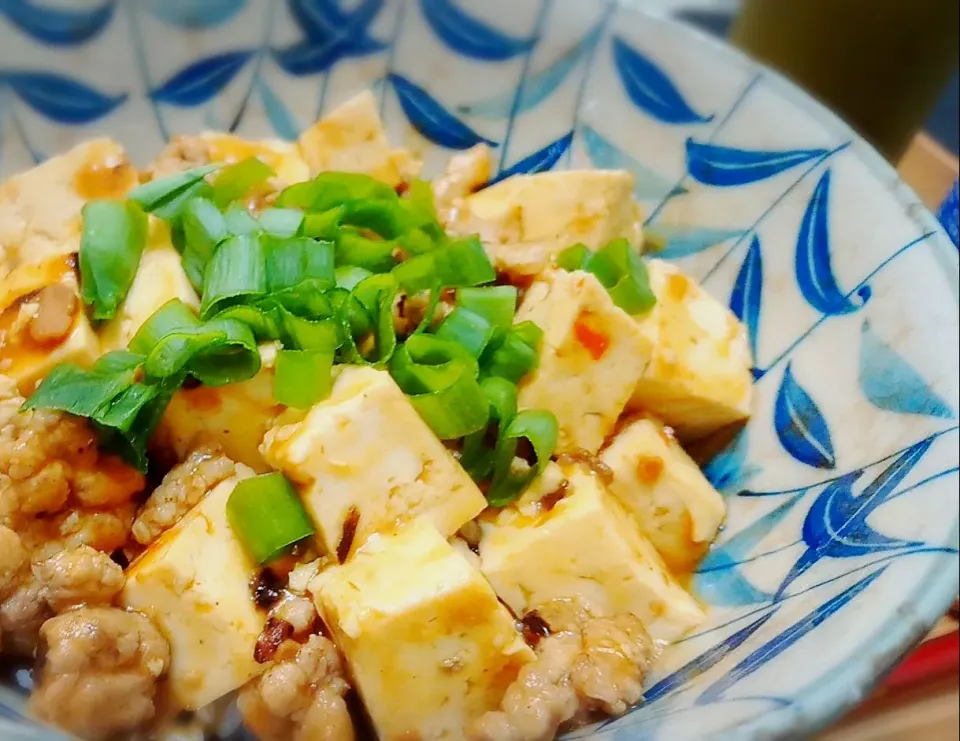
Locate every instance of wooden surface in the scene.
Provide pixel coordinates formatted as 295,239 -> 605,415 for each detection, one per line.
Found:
816,135 -> 959,741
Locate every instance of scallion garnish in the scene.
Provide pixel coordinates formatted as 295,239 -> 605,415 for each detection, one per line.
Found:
79,199 -> 149,320
557,238 -> 656,314
128,164 -> 221,214
211,157 -> 275,208
181,197 -> 227,292
226,473 -> 315,564
486,409 -> 559,507
457,286 -> 517,329
434,307 -> 496,358
481,320 -> 543,383
274,349 -> 333,409
258,208 -> 304,238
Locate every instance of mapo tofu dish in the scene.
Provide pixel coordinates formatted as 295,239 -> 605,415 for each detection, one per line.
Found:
0,91 -> 753,740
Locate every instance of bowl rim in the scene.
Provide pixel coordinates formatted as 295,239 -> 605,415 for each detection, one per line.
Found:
620,7 -> 959,740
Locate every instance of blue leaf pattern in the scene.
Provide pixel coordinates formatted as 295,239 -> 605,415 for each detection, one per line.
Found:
612,36 -> 713,125
730,235 -> 763,362
581,124 -> 686,201
859,320 -> 955,419
277,0 -> 385,75
702,429 -> 760,495
694,495 -> 802,607
774,363 -> 836,469
142,0 -> 245,29
457,22 -> 603,119
796,169 -> 872,315
150,50 -> 254,106
686,138 -> 828,187
698,568 -> 886,703
256,79 -> 300,141
644,611 -> 778,704
490,131 -> 571,183
646,225 -> 743,260
388,73 -> 496,150
419,0 -> 534,61
0,0 -> 114,46
777,441 -> 931,597
2,71 -> 125,123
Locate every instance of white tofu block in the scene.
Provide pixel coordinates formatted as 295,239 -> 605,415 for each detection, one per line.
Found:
121,465 -> 265,710
261,366 -> 486,560
298,91 -> 420,186
630,259 -> 753,441
446,170 -> 643,276
153,346 -> 298,472
99,219 -> 200,351
479,467 -> 705,643
600,416 -> 726,571
515,269 -> 652,454
0,139 -> 138,275
311,520 -> 534,740
0,254 -> 100,394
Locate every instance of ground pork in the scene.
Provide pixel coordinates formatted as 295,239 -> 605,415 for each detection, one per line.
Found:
31,606 -> 170,740
468,599 -> 654,741
238,634 -> 355,741
132,445 -> 235,545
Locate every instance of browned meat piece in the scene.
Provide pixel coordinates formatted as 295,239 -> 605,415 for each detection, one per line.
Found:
132,445 -> 236,545
239,634 -> 355,741
468,599 -> 653,741
32,545 -> 124,612
31,607 -> 169,740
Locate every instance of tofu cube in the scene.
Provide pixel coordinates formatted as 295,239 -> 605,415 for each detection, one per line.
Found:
0,254 -> 100,394
446,170 -> 643,277
630,259 -> 753,441
148,133 -> 310,187
153,346 -> 297,472
311,520 -> 534,740
600,416 -> 726,571
298,91 -> 420,186
0,138 -> 138,275
479,467 -> 704,643
99,219 -> 200,351
261,366 -> 486,559
121,465 -> 265,710
515,269 -> 652,454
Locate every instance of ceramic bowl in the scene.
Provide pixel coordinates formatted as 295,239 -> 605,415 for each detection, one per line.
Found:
0,1 -> 957,739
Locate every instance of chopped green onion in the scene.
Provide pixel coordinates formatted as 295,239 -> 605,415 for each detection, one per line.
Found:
486,410 -> 559,507
406,178 -> 437,220
226,473 -> 315,564
263,236 -> 335,294
224,204 -> 263,235
460,377 -> 518,480
22,352 -> 167,471
211,157 -> 275,208
130,299 -> 261,386
389,335 -> 488,439
335,265 -> 373,291
392,253 -> 438,295
302,207 -> 344,239
258,208 -> 304,238
481,321 -> 542,383
128,164 -> 221,214
79,199 -> 149,320
276,172 -> 396,212
457,286 -> 517,329
274,349 -> 333,409
558,239 -> 656,315
201,234 -> 267,318
342,199 -> 411,240
556,243 -> 589,272
181,197 -> 227,292
434,307 -> 496,358
335,230 -> 396,273
434,236 -> 496,287
279,312 -> 340,352
339,274 -> 397,366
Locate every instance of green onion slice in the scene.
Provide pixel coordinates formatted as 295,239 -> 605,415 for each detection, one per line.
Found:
335,229 -> 396,273
276,172 -> 396,212
557,239 -> 656,314
258,208 -> 304,238
433,236 -> 496,287
211,157 -> 275,208
457,286 -> 517,329
302,207 -> 345,240
226,473 -> 315,564
263,236 -> 335,294
79,199 -> 149,321
128,164 -> 221,214
460,377 -> 518,480
201,234 -> 267,318
434,307 -> 496,358
181,197 -> 227,292
224,204 -> 263,236
338,274 -> 397,366
389,335 -> 488,439
274,349 -> 333,409
486,410 -> 559,507
481,320 -> 542,383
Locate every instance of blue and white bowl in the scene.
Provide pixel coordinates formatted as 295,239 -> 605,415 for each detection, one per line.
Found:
0,1 -> 957,739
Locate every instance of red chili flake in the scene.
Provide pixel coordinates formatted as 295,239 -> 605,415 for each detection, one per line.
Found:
573,318 -> 609,360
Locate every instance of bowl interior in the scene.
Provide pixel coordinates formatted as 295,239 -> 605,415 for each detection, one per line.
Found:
0,1 -> 957,739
